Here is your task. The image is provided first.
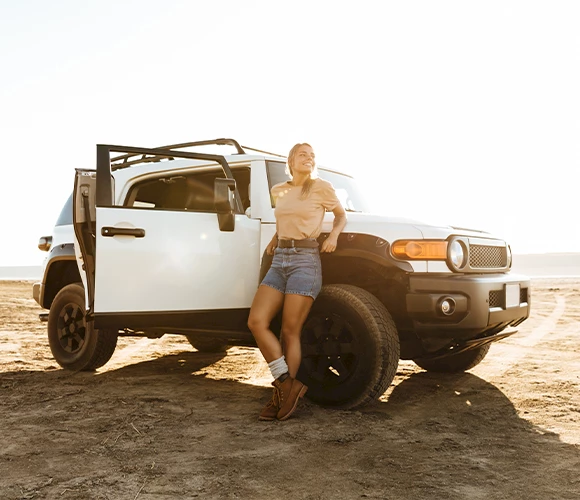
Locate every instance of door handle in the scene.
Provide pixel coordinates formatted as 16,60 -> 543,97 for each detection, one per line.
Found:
101,226 -> 146,238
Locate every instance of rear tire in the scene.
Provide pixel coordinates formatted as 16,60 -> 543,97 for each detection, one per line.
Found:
185,335 -> 229,353
298,284 -> 400,410
48,283 -> 118,371
413,344 -> 491,373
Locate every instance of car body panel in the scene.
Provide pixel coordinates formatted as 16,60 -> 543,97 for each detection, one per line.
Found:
93,207 -> 261,313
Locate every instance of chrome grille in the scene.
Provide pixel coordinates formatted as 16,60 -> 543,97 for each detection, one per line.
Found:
469,245 -> 507,268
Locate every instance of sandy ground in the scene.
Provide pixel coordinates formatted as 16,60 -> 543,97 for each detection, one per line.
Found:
0,279 -> 579,500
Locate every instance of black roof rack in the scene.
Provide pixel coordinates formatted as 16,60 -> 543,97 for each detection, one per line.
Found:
109,138 -> 287,169
110,138 -> 246,169
241,145 -> 286,158
97,144 -> 241,211
157,138 -> 246,154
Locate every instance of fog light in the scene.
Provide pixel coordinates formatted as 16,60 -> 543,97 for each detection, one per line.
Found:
439,297 -> 456,316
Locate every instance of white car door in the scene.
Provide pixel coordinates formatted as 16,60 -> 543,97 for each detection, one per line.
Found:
74,146 -> 261,324
94,208 -> 260,313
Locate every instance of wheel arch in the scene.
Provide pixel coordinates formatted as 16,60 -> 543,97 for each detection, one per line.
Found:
320,250 -> 411,330
41,249 -> 81,309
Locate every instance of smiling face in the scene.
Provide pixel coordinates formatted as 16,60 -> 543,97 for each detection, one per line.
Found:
288,143 -> 315,177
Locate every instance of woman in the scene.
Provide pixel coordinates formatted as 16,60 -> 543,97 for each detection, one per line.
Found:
247,143 -> 347,421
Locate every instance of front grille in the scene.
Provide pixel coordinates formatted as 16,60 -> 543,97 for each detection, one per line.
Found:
489,290 -> 503,308
469,245 -> 507,268
489,288 -> 528,309
520,287 -> 528,303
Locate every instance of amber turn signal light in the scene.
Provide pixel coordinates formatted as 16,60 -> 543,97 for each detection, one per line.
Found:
391,240 -> 448,260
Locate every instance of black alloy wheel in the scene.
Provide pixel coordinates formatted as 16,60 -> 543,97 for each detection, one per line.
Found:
300,312 -> 358,387
48,283 -> 118,371
298,284 -> 400,410
56,301 -> 87,354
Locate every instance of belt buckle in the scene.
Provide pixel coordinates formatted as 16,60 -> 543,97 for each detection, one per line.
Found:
290,240 -> 295,248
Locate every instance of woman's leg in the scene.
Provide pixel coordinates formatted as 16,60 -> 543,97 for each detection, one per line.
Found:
247,285 -> 285,363
249,285 -> 288,421
280,294 -> 315,378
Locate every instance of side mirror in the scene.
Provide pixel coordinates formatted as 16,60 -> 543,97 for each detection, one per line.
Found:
214,178 -> 236,232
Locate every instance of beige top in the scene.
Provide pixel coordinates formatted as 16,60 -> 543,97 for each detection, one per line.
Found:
272,178 -> 340,240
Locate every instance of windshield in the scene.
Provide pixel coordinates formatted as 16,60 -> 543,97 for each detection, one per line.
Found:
266,161 -> 369,212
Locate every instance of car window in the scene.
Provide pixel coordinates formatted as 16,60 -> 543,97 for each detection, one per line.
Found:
124,168 -> 250,213
56,194 -> 73,226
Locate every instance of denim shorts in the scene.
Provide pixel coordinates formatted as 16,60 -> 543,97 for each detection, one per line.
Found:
261,246 -> 322,300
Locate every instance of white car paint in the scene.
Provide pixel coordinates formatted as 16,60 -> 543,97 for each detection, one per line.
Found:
64,150 -> 513,313
94,208 -> 261,313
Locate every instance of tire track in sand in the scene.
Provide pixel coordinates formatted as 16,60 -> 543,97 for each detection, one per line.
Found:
477,293 -> 566,379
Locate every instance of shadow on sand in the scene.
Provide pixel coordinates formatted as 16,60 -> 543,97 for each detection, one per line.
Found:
1,354 -> 578,500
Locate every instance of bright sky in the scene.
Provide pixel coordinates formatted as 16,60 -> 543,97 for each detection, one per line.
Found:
1,0 -> 579,266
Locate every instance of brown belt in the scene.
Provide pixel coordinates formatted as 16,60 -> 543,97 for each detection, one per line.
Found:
277,239 -> 319,248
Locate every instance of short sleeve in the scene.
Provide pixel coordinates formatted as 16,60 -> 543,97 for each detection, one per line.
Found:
318,179 -> 340,211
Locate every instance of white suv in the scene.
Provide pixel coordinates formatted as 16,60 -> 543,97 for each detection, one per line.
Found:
33,139 -> 530,409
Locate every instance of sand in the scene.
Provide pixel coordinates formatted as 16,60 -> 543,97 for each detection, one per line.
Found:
0,279 -> 579,500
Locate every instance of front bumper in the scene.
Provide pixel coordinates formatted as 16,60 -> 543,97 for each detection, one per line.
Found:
406,273 -> 530,339
32,282 -> 41,306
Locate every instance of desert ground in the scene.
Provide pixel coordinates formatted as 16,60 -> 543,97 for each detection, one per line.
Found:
0,279 -> 579,500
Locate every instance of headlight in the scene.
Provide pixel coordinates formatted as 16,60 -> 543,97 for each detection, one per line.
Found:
449,240 -> 466,269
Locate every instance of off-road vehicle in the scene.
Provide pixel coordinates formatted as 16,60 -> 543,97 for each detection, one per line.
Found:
33,139 -> 531,409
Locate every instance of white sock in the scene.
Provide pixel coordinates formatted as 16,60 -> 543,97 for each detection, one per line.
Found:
268,356 -> 289,380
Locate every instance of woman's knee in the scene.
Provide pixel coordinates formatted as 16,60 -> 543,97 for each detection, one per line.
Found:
248,313 -> 268,333
280,325 -> 302,343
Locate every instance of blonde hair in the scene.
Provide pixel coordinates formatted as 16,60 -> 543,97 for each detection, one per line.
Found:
287,143 -> 316,198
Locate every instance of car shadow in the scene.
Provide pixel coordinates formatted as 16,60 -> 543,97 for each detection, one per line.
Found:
1,357 -> 578,500
350,370 -> 580,499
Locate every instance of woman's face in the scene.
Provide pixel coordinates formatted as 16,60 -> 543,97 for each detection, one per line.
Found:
290,145 -> 316,176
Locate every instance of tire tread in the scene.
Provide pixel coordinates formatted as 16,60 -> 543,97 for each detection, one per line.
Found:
310,284 -> 400,409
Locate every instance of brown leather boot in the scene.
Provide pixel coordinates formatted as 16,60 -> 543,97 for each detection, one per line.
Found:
258,386 -> 280,421
275,377 -> 308,421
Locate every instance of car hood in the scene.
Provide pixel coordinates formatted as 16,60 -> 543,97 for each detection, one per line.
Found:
323,212 -> 501,243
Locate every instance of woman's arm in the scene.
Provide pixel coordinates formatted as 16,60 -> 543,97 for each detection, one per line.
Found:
320,205 -> 347,253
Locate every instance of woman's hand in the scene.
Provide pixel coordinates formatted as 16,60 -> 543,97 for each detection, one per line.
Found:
321,205 -> 347,253
266,235 -> 278,255
320,235 -> 338,253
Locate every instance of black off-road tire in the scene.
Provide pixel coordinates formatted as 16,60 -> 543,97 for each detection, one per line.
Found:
298,284 -> 400,410
47,283 -> 118,371
185,335 -> 229,353
413,344 -> 491,373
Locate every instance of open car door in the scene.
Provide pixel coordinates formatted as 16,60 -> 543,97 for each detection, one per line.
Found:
73,145 -> 261,334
